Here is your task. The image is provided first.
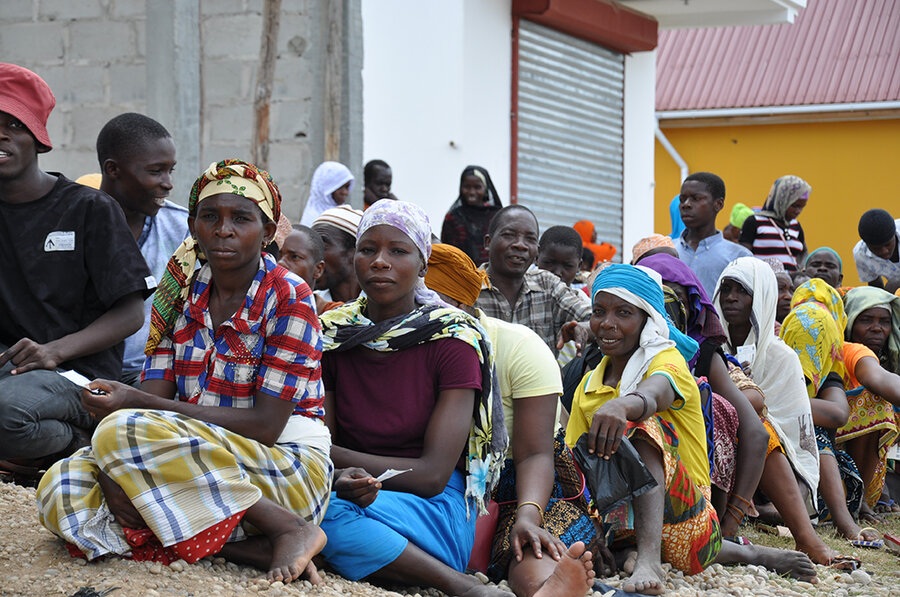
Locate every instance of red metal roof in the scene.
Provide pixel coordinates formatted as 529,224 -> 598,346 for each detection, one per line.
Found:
656,0 -> 900,110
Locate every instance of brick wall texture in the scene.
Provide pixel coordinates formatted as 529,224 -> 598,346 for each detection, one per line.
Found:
0,0 -> 319,219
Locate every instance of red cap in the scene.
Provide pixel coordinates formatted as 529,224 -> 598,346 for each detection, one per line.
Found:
0,63 -> 55,149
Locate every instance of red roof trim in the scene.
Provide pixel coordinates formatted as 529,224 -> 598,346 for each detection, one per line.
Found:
513,0 -> 658,54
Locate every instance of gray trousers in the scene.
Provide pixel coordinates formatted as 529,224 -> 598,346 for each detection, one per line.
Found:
0,348 -> 94,460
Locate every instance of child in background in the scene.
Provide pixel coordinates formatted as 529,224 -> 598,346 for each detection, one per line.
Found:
278,225 -> 335,314
536,226 -> 590,367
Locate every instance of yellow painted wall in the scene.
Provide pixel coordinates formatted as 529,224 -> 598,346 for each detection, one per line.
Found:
654,118 -> 900,287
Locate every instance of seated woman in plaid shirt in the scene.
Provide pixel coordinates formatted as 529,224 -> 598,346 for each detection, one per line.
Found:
36,160 -> 332,585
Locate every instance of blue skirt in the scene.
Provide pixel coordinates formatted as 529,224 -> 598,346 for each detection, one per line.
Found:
319,469 -> 475,581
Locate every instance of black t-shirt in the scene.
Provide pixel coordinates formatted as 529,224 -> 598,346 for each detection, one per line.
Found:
0,174 -> 153,379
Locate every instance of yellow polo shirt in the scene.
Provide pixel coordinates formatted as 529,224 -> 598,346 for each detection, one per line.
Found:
565,347 -> 709,488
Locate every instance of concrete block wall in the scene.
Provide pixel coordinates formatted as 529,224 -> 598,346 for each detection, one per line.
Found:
200,0 -> 318,220
0,0 -> 147,181
0,0 -> 362,220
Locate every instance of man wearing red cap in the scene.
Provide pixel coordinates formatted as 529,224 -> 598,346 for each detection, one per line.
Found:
0,63 -> 153,478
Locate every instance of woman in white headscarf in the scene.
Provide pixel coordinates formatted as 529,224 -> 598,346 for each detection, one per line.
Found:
299,161 -> 355,226
714,257 -> 836,565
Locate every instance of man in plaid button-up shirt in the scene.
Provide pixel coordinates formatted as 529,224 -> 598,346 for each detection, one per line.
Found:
475,206 -> 591,354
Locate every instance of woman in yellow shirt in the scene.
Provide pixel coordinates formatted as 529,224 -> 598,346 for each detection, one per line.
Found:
566,264 -> 719,595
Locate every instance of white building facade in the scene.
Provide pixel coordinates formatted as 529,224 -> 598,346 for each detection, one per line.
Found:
361,0 -> 805,257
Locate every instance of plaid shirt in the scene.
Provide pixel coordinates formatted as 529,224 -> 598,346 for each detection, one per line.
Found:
143,254 -> 324,419
475,266 -> 591,353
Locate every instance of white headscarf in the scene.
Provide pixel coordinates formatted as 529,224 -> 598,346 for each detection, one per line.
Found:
714,257 -> 819,506
299,161 -> 355,226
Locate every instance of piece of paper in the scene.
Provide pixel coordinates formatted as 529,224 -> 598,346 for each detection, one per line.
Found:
886,444 -> 900,461
375,468 -> 412,482
736,344 -> 756,366
59,369 -> 92,389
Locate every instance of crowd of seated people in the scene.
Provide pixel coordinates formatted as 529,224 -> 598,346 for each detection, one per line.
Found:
3,62 -> 900,597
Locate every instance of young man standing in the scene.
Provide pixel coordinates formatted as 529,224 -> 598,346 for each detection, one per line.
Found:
476,205 -> 591,354
0,64 -> 152,475
97,113 -> 189,385
673,172 -> 751,298
853,208 -> 900,293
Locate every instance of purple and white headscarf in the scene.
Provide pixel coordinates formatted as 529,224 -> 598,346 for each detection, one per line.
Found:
358,199 -> 446,306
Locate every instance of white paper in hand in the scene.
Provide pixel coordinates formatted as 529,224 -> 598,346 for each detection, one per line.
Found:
736,345 -> 756,367
375,468 -> 412,483
59,369 -> 92,389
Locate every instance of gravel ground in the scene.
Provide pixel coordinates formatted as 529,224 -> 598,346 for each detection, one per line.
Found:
2,481 -> 897,597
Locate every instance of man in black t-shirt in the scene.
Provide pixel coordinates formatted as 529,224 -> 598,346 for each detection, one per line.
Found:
0,64 -> 153,474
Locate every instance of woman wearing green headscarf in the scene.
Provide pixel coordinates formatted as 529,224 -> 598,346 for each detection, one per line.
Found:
837,287 -> 900,517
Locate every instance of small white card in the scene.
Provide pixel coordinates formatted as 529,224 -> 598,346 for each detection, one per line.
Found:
886,444 -> 900,461
375,468 -> 412,482
736,344 -> 756,366
59,369 -> 92,389
44,231 -> 75,252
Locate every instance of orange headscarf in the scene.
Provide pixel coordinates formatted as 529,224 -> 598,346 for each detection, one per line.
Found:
425,243 -> 490,307
574,220 -> 617,264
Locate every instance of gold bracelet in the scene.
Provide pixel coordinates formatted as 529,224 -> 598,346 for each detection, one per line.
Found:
516,501 -> 544,526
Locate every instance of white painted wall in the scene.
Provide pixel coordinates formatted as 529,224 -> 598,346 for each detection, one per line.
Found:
362,0 -> 658,250
361,0 -> 512,236
622,49 -> 658,254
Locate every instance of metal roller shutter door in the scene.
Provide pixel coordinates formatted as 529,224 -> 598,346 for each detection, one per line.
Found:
516,19 -> 624,254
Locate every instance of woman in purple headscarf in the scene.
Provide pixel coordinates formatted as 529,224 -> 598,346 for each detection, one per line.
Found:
315,199 -> 511,596
640,253 -> 769,541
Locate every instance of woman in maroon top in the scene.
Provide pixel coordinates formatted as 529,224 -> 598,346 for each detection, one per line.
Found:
316,199 -> 509,597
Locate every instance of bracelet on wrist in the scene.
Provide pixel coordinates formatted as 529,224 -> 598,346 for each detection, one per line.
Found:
516,501 -> 544,526
626,390 -> 651,420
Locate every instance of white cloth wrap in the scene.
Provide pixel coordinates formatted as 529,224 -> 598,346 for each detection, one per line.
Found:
714,257 -> 820,509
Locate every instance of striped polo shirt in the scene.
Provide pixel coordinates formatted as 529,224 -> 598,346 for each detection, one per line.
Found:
740,214 -> 805,270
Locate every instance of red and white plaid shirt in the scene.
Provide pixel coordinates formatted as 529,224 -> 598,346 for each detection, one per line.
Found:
143,254 -> 324,419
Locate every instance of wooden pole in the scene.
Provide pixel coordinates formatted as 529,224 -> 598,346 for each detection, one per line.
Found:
251,0 -> 282,169
323,0 -> 343,161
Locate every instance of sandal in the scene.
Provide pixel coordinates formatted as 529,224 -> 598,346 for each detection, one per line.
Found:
724,536 -> 752,546
0,458 -> 48,488
884,533 -> 900,555
829,555 -> 861,571
849,527 -> 884,549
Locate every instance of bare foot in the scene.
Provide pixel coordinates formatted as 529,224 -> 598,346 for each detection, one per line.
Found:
533,542 -> 595,597
754,502 -> 782,525
837,521 -> 879,542
267,519 -> 327,584
745,545 -> 817,583
622,559 -> 665,596
794,535 -> 837,565
858,503 -> 885,525
622,550 -> 637,575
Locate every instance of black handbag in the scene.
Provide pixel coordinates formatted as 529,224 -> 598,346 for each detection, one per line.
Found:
571,432 -> 658,516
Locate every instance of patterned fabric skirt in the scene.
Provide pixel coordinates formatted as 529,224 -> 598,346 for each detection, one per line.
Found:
710,393 -> 739,493
487,432 -> 603,581
602,416 -> 721,575
835,388 -> 899,507
37,409 -> 333,562
815,425 -> 863,520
